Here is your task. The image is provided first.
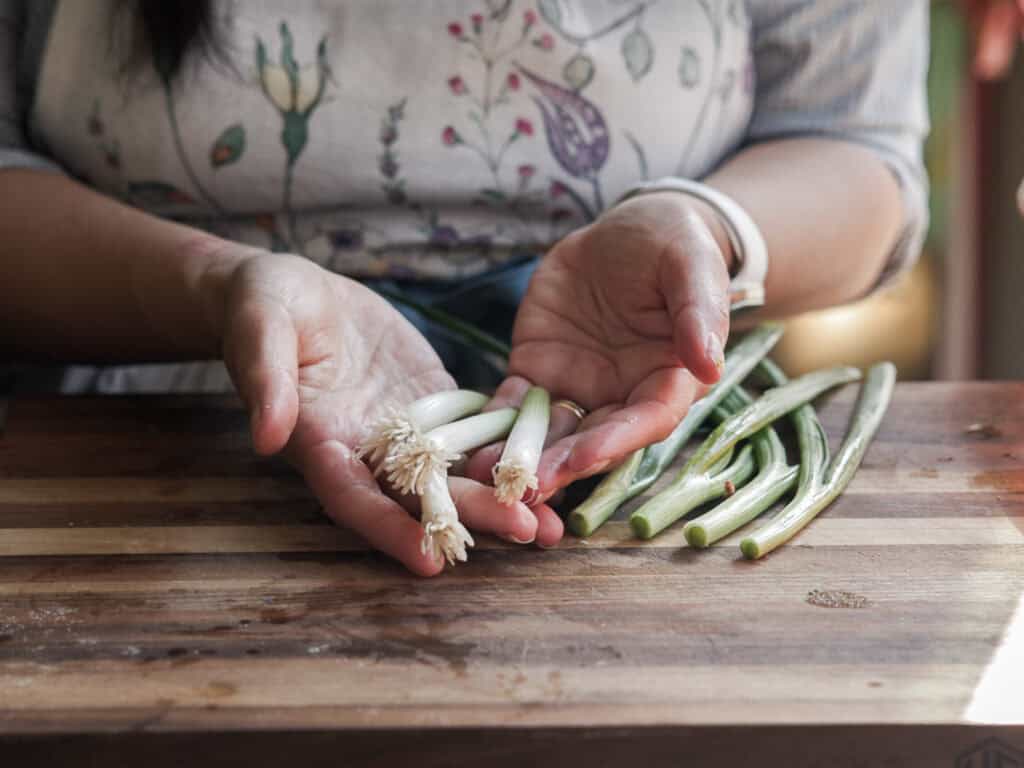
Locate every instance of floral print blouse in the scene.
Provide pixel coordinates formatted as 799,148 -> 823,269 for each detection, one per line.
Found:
1,0 -> 929,391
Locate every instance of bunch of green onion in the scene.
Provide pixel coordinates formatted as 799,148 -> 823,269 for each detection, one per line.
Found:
359,315 -> 894,566
359,386 -> 553,566
571,326 -> 895,559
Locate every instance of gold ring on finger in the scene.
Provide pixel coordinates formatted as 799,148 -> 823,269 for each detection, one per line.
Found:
551,399 -> 587,421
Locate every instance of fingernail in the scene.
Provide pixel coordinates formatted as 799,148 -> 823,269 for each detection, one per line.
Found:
537,541 -> 556,550
705,332 -> 725,371
506,533 -> 536,545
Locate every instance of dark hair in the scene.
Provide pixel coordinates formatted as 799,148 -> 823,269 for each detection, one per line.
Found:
130,0 -> 222,81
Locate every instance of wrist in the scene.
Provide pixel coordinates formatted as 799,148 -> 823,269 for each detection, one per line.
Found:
186,235 -> 257,347
618,178 -> 768,311
649,191 -> 736,274
133,231 -> 254,358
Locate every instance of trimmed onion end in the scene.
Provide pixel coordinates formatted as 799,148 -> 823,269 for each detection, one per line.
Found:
740,538 -> 761,560
421,519 -> 475,566
629,514 -> 655,540
684,524 -> 708,549
385,435 -> 458,495
357,409 -> 416,467
492,461 -> 538,506
567,510 -> 592,538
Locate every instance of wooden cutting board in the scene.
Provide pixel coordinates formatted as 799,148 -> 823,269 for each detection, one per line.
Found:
0,384 -> 1022,767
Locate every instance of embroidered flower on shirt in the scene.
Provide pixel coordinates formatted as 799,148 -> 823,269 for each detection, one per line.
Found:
517,65 -> 608,202
256,23 -> 331,160
255,21 -> 334,249
442,126 -> 463,146
533,33 -> 555,51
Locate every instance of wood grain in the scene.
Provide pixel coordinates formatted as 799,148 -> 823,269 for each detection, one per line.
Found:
0,384 -> 1022,766
0,516 -> 1022,556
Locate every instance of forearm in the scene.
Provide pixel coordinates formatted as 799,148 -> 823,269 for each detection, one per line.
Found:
0,170 -> 243,362
704,138 -> 906,319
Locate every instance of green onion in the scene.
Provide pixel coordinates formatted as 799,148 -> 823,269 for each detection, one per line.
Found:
626,393 -> 747,539
358,389 -> 489,467
568,323 -> 784,537
630,365 -> 860,540
419,471 -> 474,565
568,450 -> 645,537
386,407 -> 518,495
630,443 -> 758,539
493,386 -> 550,504
684,365 -> 862,476
740,362 -> 896,559
684,365 -> 798,548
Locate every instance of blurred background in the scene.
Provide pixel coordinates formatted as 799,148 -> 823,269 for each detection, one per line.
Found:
774,0 -> 1024,381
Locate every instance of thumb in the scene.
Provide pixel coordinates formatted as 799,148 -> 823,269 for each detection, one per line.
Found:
222,300 -> 300,455
660,229 -> 731,387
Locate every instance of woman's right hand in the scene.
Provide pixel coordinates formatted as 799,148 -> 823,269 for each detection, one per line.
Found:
195,243 -> 558,575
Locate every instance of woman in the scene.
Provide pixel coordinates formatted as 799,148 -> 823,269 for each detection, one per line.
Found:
0,1 -> 928,574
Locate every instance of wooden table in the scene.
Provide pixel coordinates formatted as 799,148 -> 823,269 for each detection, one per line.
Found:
0,384 -> 1022,766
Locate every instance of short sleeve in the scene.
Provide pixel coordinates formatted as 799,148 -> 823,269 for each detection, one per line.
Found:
746,0 -> 930,289
0,0 -> 61,173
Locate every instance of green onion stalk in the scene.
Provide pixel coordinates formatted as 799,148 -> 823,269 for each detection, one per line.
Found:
493,386 -> 551,504
626,391 -> 756,540
684,361 -> 799,548
385,407 -> 519,495
740,362 -> 896,559
629,365 -> 862,540
359,389 -> 490,468
568,323 -> 785,537
630,442 -> 758,540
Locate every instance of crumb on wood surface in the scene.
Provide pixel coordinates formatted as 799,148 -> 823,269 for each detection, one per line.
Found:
805,589 -> 870,609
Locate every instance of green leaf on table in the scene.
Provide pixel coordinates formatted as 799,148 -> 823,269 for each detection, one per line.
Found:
210,123 -> 246,168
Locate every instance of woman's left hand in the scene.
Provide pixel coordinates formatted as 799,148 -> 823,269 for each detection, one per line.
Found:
467,192 -> 733,504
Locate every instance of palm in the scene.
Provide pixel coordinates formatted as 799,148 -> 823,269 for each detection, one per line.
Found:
220,254 -> 562,574
510,230 -> 686,412
286,274 -> 454,456
501,194 -> 730,496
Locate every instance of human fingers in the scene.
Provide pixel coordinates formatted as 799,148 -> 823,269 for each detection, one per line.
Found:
222,297 -> 300,456
297,439 -> 444,576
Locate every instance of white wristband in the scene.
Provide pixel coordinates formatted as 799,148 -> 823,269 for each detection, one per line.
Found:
619,177 -> 768,311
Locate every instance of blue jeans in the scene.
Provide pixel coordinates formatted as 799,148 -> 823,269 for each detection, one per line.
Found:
363,258 -> 538,391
